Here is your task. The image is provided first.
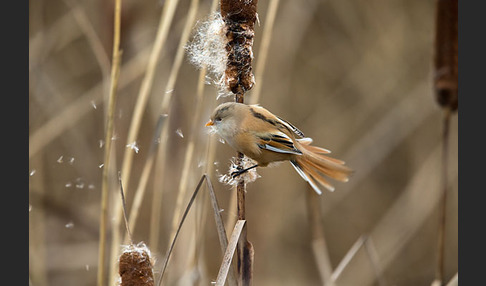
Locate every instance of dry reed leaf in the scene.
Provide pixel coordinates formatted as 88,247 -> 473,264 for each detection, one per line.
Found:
215,220 -> 246,286
112,0 -> 183,283
126,116 -> 166,240
158,175 -> 205,284
148,0 -> 200,255
305,190 -> 334,285
206,175 -> 238,286
98,0 -> 123,283
158,174 -> 233,285
331,236 -> 366,282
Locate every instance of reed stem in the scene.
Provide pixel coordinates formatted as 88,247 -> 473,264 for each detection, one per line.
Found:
97,0 -> 122,284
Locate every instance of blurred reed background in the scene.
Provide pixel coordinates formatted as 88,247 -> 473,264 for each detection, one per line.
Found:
29,0 -> 458,285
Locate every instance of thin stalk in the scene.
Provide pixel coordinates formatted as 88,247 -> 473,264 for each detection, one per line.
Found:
124,117 -> 164,241
29,45 -> 151,159
147,0 -> 199,252
305,190 -> 334,286
118,172 -> 133,245
219,0 -> 259,283
63,0 -> 110,90
157,175 -> 207,286
433,0 -> 457,283
97,0 -> 122,284
331,145 -> 457,285
158,174 -> 230,285
110,0 -> 180,283
158,0 -> 201,279
235,93 -> 253,286
118,0 -> 180,193
435,109 -> 451,285
249,0 -> 280,105
29,156 -> 48,286
149,118 -> 170,252
216,220 -> 247,286
363,236 -> 387,286
330,236 -> 366,282
166,0 -> 203,254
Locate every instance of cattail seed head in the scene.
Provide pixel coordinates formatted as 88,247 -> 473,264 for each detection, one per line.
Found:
220,0 -> 259,95
434,0 -> 458,111
118,242 -> 154,286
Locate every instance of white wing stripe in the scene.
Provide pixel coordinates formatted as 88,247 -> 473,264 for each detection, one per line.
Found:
264,144 -> 302,155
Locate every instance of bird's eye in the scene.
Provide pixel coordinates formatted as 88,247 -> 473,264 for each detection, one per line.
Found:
214,116 -> 222,122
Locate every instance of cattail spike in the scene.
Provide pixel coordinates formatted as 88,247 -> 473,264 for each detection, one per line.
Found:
220,0 -> 259,94
434,0 -> 458,111
119,243 -> 155,286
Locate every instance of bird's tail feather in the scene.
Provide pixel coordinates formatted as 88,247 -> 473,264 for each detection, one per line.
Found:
291,141 -> 352,194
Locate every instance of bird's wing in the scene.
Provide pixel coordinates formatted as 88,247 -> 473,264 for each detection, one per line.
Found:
256,131 -> 303,155
276,116 -> 305,138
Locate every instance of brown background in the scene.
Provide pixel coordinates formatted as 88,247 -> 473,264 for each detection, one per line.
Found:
29,0 -> 458,285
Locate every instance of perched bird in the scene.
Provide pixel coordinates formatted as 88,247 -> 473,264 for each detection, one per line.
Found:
205,102 -> 352,194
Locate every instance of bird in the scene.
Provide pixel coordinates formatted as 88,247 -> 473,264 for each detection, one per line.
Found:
205,102 -> 352,194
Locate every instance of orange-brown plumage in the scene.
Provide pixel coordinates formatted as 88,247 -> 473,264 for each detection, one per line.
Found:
206,102 -> 352,194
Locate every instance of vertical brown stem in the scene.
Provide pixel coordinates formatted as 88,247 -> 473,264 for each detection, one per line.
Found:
220,1 -> 258,284
236,92 -> 254,286
433,0 -> 457,284
435,110 -> 451,286
236,154 -> 254,286
433,0 -> 458,112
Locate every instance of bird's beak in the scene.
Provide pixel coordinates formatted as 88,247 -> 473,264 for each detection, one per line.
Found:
205,119 -> 214,127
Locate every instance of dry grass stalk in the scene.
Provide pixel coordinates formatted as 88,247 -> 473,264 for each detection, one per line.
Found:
305,190 -> 334,286
121,0 -> 199,248
111,0 -> 181,283
207,175 -> 238,286
363,237 -> 387,286
249,0 -> 280,105
330,235 -> 386,285
161,0 -> 204,266
332,143 -> 457,285
147,0 -> 203,254
62,0 -> 110,89
118,173 -> 155,286
215,220 -> 247,286
157,171 -> 202,284
158,175 -> 231,285
97,0 -> 122,284
118,0 -> 181,194
434,109 -> 452,286
330,236 -> 366,282
433,1 -> 457,285
323,82 -> 436,216
29,156 -> 48,286
28,45 -> 151,159
125,118 -> 165,240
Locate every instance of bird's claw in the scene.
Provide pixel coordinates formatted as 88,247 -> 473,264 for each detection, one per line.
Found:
231,170 -> 242,179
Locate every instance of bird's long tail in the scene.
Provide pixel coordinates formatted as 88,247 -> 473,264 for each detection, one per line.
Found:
290,138 -> 352,195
